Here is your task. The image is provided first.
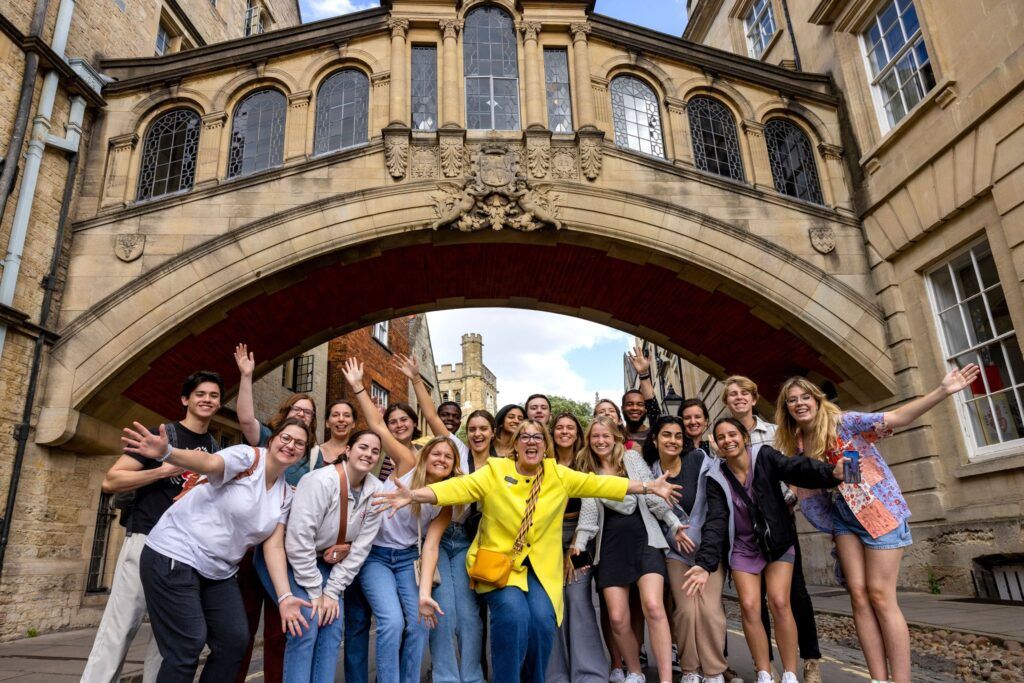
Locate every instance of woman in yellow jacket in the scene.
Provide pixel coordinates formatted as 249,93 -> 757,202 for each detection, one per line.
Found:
375,419 -> 682,683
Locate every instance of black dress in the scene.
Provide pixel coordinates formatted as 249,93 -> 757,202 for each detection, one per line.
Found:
595,497 -> 667,589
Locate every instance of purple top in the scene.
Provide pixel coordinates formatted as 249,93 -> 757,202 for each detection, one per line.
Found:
796,411 -> 909,540
728,467 -> 767,574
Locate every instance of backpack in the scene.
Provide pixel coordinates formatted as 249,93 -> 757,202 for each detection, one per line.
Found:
112,422 -> 182,511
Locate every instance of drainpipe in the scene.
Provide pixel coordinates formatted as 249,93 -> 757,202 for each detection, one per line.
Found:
0,0 -> 86,583
0,0 -> 51,226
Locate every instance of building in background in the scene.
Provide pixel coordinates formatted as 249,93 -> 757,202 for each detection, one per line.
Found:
408,314 -> 443,434
437,333 -> 498,415
683,0 -> 1024,594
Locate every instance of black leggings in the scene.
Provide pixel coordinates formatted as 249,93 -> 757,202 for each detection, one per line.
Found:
140,546 -> 250,683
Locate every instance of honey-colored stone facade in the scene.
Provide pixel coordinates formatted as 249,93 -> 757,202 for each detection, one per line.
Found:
684,0 -> 1024,591
437,333 -> 498,415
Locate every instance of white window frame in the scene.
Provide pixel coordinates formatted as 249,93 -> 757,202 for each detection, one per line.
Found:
370,382 -> 389,409
155,24 -> 171,56
744,0 -> 777,59
244,0 -> 265,37
925,238 -> 1024,461
859,0 -> 935,133
372,320 -> 389,347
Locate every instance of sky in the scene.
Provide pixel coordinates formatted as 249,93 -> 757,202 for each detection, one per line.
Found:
294,0 -> 687,406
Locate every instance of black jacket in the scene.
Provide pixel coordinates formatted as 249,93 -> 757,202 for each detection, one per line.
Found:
697,445 -> 841,568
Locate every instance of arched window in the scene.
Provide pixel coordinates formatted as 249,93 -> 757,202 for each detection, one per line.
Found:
136,108 -> 200,201
764,119 -> 824,204
610,76 -> 664,157
463,6 -> 520,130
688,96 -> 744,181
228,89 -> 285,178
314,69 -> 369,155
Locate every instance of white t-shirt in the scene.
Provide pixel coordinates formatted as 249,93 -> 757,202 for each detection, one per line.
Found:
374,470 -> 443,549
146,444 -> 292,580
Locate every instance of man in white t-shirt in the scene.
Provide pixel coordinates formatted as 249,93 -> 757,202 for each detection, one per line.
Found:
722,375 -> 822,683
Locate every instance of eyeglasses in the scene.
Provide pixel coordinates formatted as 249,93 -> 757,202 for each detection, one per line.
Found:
278,433 -> 308,450
289,406 -> 314,418
518,433 -> 544,443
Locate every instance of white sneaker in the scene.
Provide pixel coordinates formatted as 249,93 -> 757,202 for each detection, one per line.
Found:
704,675 -> 726,683
682,674 -> 703,683
609,669 -> 626,683
756,672 -> 773,683
624,673 -> 646,683
780,674 -> 798,683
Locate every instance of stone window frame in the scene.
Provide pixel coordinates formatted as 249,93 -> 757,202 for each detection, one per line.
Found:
227,88 -> 287,178
85,493 -> 116,593
609,73 -> 667,159
687,95 -> 745,182
543,47 -> 573,134
462,4 -> 522,131
858,0 -> 936,133
313,68 -> 371,156
742,0 -> 777,59
925,238 -> 1024,460
411,44 -> 439,132
762,117 -> 825,205
135,107 -> 202,202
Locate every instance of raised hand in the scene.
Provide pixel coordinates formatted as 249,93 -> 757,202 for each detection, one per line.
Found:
279,594 -> 312,636
418,594 -> 444,629
342,358 -> 364,389
647,472 -> 683,505
393,353 -> 420,380
372,476 -> 413,516
122,422 -> 169,460
234,343 -> 255,378
674,525 -> 696,555
681,564 -> 710,597
942,363 -> 980,395
627,344 -> 651,375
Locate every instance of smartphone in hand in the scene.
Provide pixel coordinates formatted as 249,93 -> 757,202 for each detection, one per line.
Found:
843,448 -> 861,484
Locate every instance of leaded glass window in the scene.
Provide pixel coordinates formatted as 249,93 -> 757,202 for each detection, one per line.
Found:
227,89 -> 285,178
314,70 -> 369,155
764,119 -> 823,204
862,0 -> 935,129
463,7 -> 520,130
688,96 -> 744,181
745,0 -> 776,58
610,76 -> 664,157
411,45 -> 438,131
544,48 -> 572,133
136,109 -> 200,201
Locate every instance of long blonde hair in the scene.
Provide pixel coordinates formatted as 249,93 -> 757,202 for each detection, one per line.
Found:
774,376 -> 842,461
410,436 -> 464,516
575,416 -> 627,475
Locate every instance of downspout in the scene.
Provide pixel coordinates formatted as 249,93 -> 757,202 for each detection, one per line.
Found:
779,0 -> 802,72
0,0 -> 53,226
0,0 -> 86,583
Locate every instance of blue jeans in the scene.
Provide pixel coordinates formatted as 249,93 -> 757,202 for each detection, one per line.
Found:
482,564 -> 556,683
343,581 -> 371,683
429,524 -> 484,683
253,547 -> 344,683
358,545 -> 429,683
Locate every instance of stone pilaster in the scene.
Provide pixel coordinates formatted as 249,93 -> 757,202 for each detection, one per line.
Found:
665,96 -> 693,167
285,90 -> 311,161
818,142 -> 850,210
518,21 -> 544,128
569,23 -> 596,129
101,132 -> 138,208
742,120 -> 774,191
195,112 -> 227,186
440,19 -> 463,127
388,17 -> 410,126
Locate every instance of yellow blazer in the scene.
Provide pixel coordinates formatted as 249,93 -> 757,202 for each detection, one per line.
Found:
429,457 -> 627,624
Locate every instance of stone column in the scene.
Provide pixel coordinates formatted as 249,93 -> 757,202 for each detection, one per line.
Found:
518,21 -> 544,128
742,120 -> 774,191
388,17 -> 409,126
569,22 -> 595,128
195,111 -> 227,186
665,96 -> 693,167
440,19 -> 463,127
285,90 -> 311,161
101,133 -> 138,207
818,142 -> 850,210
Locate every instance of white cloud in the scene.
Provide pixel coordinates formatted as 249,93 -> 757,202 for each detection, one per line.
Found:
302,0 -> 377,22
426,308 -> 630,407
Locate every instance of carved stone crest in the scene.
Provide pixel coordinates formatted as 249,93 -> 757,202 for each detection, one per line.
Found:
432,144 -> 561,232
410,145 -> 438,179
114,234 -> 145,262
551,146 -> 578,180
384,134 -> 409,179
809,226 -> 836,254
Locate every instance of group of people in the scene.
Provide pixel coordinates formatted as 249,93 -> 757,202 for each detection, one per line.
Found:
81,340 -> 980,683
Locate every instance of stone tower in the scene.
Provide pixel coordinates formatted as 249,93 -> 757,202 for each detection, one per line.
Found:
437,333 -> 498,414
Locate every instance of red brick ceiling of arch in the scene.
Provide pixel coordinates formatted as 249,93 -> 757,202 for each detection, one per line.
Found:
123,241 -> 838,418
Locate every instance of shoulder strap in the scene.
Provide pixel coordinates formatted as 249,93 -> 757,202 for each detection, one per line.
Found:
164,422 -> 179,449
310,445 -> 322,473
721,464 -> 756,511
512,463 -> 545,557
335,463 -> 349,544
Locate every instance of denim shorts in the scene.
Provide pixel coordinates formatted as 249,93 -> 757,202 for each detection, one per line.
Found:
832,496 -> 912,550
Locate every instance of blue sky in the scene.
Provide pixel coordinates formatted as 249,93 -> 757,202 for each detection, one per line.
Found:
299,1 -> 688,34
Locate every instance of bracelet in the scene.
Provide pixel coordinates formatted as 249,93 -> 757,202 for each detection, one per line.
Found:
413,378 -> 424,386
277,592 -> 293,604
353,388 -> 365,395
158,444 -> 174,462
641,481 -> 649,495
638,371 -> 651,380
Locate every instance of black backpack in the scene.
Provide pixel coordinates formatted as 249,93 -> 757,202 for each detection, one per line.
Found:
112,422 -> 181,511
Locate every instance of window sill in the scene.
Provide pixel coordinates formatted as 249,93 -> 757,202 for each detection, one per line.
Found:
859,76 -> 956,173
371,336 -> 391,353
953,447 -> 1024,479
751,30 -> 782,62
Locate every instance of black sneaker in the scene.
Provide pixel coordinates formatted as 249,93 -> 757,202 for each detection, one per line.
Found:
672,644 -> 681,673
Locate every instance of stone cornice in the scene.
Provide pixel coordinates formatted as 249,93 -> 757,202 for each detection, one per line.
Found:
591,14 -> 837,106
100,7 -> 389,94
681,0 -> 725,43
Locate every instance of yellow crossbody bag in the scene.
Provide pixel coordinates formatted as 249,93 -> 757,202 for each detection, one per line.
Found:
467,467 -> 543,589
